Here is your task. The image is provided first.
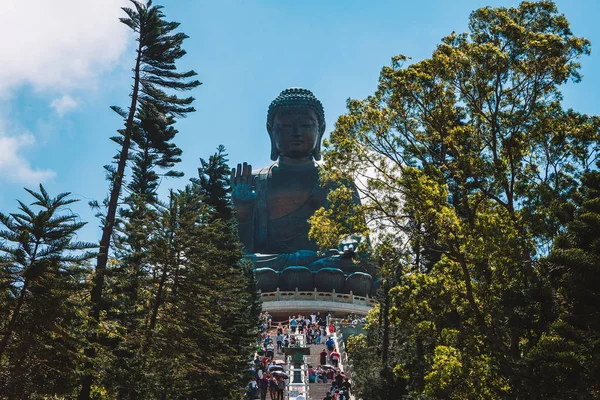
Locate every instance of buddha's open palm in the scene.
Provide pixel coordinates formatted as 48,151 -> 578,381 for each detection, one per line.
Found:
230,162 -> 257,211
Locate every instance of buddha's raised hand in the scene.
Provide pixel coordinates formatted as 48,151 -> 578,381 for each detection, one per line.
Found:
230,162 -> 257,217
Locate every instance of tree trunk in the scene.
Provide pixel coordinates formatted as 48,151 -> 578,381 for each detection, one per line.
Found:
143,263 -> 169,352
381,279 -> 390,367
0,278 -> 29,357
78,39 -> 144,400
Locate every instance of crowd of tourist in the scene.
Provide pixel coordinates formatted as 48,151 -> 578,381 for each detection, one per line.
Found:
246,312 -> 289,400
285,312 -> 332,345
285,313 -> 352,400
305,363 -> 351,399
339,313 -> 367,325
245,311 -> 352,400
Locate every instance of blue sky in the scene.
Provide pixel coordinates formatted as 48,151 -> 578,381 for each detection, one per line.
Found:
1,0 -> 598,244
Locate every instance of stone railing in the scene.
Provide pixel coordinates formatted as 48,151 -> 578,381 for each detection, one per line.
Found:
259,288 -> 377,308
321,317 -> 358,400
332,318 -> 360,400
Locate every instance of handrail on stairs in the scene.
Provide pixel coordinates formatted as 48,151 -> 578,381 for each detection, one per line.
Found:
329,318 -> 358,400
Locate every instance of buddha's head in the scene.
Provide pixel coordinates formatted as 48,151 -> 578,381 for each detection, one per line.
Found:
267,88 -> 326,162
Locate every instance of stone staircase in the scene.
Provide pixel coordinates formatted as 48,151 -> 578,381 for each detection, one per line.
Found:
308,380 -> 330,399
306,341 -> 331,400
261,323 -> 354,400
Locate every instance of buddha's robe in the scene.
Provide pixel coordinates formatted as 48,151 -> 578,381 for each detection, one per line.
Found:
237,161 -> 330,255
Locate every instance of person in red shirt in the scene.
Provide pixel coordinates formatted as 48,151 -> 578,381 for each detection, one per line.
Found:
330,350 -> 341,367
261,356 -> 270,370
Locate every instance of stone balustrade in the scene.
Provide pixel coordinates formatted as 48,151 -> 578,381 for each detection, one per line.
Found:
259,288 -> 376,315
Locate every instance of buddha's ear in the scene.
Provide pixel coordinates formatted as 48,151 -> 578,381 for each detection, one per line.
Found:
313,129 -> 325,161
268,126 -> 279,161
313,145 -> 321,161
270,141 -> 279,161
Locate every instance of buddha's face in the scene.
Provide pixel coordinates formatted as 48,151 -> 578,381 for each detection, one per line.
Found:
272,108 -> 320,159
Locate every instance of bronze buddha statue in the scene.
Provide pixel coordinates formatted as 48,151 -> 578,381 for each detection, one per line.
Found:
231,88 -> 375,295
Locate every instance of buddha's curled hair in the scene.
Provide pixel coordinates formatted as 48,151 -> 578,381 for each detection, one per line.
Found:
267,87 -> 326,136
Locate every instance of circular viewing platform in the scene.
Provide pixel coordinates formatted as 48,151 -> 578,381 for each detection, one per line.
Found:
259,288 -> 376,316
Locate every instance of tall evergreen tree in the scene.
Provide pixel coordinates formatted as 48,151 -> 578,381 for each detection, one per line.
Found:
539,166 -> 600,398
138,147 -> 259,399
95,147 -> 260,399
0,185 -> 95,398
191,146 -> 260,395
192,144 -> 236,221
105,90 -> 187,400
81,1 -> 200,398
157,186 -> 236,398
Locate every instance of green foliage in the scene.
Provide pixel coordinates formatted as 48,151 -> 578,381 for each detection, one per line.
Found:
103,24 -> 194,392
129,147 -> 258,399
309,183 -> 369,252
344,309 -> 408,400
0,152 -> 259,399
186,146 -> 260,398
533,166 -> 600,398
2,4 -> 260,400
87,147 -> 259,399
0,185 -> 95,398
316,1 -> 600,398
82,1 -> 201,397
192,144 -> 236,222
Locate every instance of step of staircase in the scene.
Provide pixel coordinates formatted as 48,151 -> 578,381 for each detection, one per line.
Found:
308,381 -> 331,399
306,341 -> 334,400
262,326 -> 351,400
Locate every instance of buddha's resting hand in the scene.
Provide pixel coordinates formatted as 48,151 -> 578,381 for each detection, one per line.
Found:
230,162 -> 257,219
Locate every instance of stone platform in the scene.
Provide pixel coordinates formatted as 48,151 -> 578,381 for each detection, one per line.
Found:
259,289 -> 375,318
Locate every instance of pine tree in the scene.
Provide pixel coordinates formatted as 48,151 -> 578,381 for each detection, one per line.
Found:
81,1 -> 200,398
162,186 -> 235,398
537,167 -> 600,398
191,146 -> 260,396
192,145 -> 236,222
105,87 -> 187,400
0,185 -> 95,398
136,147 -> 259,399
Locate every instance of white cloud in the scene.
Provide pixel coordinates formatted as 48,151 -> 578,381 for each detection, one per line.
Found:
50,95 -> 80,117
0,130 -> 56,185
0,0 -> 133,183
0,0 -> 131,96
